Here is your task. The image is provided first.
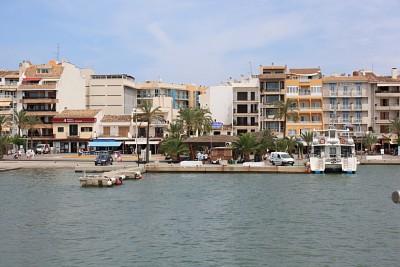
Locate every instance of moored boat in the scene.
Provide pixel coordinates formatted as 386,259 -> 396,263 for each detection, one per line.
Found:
308,129 -> 358,173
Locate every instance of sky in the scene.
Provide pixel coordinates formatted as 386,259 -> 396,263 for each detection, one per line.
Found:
1,0 -> 400,86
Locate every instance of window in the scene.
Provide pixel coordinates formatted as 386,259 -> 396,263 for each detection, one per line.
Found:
286,86 -> 298,94
311,86 -> 322,94
311,115 -> 321,122
300,102 -> 309,108
311,101 -> 321,108
103,126 -> 110,136
57,127 -> 64,132
36,68 -> 51,74
69,125 -> 78,136
81,127 -> 93,132
300,115 -> 309,122
119,126 -> 129,137
288,129 -> 297,136
237,92 -> 247,101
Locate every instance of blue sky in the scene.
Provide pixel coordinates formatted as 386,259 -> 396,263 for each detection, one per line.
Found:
1,0 -> 399,86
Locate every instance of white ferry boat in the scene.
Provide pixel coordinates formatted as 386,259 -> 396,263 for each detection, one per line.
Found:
308,129 -> 358,174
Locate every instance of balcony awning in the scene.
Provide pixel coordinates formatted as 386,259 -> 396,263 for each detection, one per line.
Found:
125,140 -> 160,145
88,141 -> 122,147
0,101 -> 11,106
23,78 -> 42,82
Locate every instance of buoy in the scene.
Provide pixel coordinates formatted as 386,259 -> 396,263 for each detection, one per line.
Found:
111,177 -> 116,184
115,178 -> 122,185
392,191 -> 400,204
107,180 -> 112,186
138,174 -> 142,180
120,175 -> 126,180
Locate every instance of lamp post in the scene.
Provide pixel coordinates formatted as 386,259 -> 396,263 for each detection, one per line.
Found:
133,108 -> 139,164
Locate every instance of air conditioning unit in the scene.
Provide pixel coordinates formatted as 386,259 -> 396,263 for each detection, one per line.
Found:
225,142 -> 232,147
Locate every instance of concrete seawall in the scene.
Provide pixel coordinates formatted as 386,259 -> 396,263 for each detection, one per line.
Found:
146,164 -> 307,173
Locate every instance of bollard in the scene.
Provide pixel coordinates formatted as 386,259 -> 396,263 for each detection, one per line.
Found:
391,190 -> 400,204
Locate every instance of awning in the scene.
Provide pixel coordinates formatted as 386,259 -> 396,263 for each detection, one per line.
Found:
125,140 -> 160,145
88,141 -> 122,147
23,78 -> 42,82
0,102 -> 11,106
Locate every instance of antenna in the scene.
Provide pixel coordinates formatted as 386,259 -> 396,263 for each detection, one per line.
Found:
55,43 -> 60,61
249,61 -> 253,76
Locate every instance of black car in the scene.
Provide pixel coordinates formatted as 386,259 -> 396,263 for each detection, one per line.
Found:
94,154 -> 113,166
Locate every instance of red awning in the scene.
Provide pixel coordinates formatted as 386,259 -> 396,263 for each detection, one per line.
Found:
23,78 -> 42,82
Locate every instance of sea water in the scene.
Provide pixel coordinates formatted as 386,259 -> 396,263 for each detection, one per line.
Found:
0,166 -> 400,266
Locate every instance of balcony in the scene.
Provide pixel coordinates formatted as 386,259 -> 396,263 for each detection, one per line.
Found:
21,98 -> 59,104
375,104 -> 400,111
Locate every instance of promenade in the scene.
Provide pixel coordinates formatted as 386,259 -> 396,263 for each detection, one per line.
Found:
0,153 -> 399,172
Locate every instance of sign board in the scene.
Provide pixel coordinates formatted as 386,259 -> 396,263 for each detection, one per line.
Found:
212,122 -> 223,129
52,118 -> 97,123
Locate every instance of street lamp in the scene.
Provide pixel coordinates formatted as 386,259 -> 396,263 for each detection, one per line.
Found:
133,107 -> 139,164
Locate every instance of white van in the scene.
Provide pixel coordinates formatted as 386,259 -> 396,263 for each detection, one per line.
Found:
35,144 -> 48,154
269,152 -> 294,166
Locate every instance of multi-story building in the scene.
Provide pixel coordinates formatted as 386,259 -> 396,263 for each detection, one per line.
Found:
0,70 -> 19,134
259,64 -> 286,136
52,109 -> 103,153
322,71 -> 373,149
368,68 -> 400,150
285,68 -> 324,137
232,77 -> 259,135
198,83 -> 233,136
86,74 -> 136,115
136,81 -> 204,110
18,60 -> 90,147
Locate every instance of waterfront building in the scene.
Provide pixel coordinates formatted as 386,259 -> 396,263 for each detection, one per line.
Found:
18,60 -> 91,147
322,71 -> 373,149
198,83 -> 233,136
367,68 -> 400,150
136,80 -> 205,110
258,64 -> 286,137
52,109 -> 103,153
0,70 -> 19,134
232,76 -> 260,135
285,68 -> 324,137
199,76 -> 259,136
86,74 -> 136,115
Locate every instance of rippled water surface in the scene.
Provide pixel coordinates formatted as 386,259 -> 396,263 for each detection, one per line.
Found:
1,166 -> 400,266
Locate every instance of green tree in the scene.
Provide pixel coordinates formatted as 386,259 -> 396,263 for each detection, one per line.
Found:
273,99 -> 299,138
165,121 -> 184,139
301,131 -> 313,156
0,135 -> 12,159
25,116 -> 42,150
275,136 -> 298,156
363,132 -> 378,153
0,115 -> 11,136
177,107 -> 213,137
255,129 -> 277,160
14,110 -> 28,136
232,133 -> 257,162
389,117 -> 400,145
136,102 -> 161,163
159,137 -> 189,162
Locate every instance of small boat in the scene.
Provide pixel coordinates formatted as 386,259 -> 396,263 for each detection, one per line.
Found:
308,128 -> 358,174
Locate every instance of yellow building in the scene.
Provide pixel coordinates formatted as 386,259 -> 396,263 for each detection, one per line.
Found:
285,68 -> 324,136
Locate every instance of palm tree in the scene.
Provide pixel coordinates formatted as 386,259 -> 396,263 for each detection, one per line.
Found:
0,135 -> 11,159
159,137 -> 189,162
136,101 -> 161,163
363,132 -> 378,153
255,129 -> 277,160
165,121 -> 184,139
25,116 -> 42,150
273,99 -> 299,138
0,115 -> 11,136
389,117 -> 400,145
232,133 -> 257,162
301,131 -> 313,156
177,107 -> 213,137
14,110 -> 28,136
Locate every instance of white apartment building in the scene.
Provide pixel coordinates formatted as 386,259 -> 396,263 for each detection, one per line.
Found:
87,74 -> 136,115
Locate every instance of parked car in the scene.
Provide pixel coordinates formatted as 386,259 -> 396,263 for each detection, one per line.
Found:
269,152 -> 294,166
35,144 -> 48,154
94,154 -> 113,166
